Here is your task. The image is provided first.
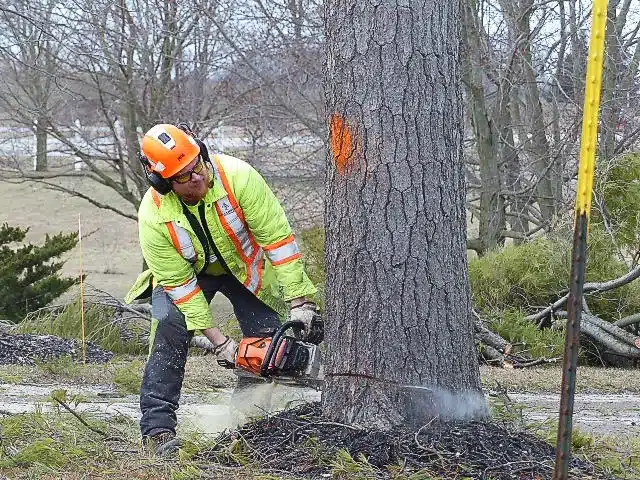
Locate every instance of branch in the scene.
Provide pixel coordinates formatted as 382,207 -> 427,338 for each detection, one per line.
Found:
525,264 -> 640,323
472,310 -> 557,368
583,312 -> 640,346
33,180 -> 138,221
555,311 -> 640,358
614,313 -> 640,328
499,224 -> 545,240
472,310 -> 509,352
513,357 -> 560,368
53,397 -> 108,436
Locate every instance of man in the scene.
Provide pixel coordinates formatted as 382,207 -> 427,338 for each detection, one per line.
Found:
125,123 -> 317,454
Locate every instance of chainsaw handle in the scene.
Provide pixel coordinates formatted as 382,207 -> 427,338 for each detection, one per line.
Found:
260,320 -> 305,377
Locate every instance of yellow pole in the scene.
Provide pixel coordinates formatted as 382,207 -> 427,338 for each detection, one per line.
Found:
79,214 -> 86,364
574,1 -> 609,220
553,1 -> 608,479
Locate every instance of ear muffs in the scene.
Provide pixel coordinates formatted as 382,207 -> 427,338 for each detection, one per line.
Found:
194,138 -> 213,169
176,122 -> 215,171
138,153 -> 172,195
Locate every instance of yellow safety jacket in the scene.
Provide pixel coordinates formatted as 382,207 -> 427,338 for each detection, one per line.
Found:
125,153 -> 317,331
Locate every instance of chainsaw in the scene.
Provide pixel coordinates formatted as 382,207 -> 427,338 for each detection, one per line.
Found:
219,313 -> 324,387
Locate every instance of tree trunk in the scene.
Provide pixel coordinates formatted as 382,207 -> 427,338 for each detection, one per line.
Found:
517,6 -> 559,223
461,0 -> 505,255
34,116 -> 48,172
323,0 -> 484,430
499,0 -> 559,225
598,1 -> 622,164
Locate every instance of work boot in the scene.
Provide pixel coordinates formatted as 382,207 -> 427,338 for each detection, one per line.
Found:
143,431 -> 183,457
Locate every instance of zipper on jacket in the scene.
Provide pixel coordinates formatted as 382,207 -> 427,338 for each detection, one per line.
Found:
180,203 -> 211,274
198,202 -> 232,274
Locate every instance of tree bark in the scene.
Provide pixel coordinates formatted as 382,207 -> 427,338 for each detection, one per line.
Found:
323,0 -> 484,430
34,116 -> 48,172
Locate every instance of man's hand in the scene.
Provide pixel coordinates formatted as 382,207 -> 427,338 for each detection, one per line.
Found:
213,336 -> 238,369
290,300 -> 318,336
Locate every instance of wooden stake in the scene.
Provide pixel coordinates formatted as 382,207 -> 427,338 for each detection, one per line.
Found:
79,214 -> 86,364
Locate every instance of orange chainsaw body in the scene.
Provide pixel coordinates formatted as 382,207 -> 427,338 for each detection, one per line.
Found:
236,337 -> 273,376
235,333 -> 320,379
234,319 -> 324,380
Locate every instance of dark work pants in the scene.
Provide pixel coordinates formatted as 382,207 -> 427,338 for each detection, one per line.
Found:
139,274 -> 282,438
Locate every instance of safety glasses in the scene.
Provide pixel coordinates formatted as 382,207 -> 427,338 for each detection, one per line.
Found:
171,158 -> 205,184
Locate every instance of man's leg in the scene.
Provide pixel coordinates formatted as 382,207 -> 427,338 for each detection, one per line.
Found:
218,275 -> 282,336
196,274 -> 230,346
139,286 -> 192,438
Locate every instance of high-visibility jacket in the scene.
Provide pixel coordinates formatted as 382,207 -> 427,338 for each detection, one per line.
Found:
125,153 -> 317,331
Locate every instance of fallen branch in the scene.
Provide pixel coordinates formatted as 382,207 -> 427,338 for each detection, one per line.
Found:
52,397 -> 132,443
513,357 -> 560,368
52,397 -> 108,436
472,310 -> 509,353
555,311 -> 640,358
479,344 -> 505,367
525,264 -> 640,323
473,311 -> 558,368
583,312 -> 640,346
614,313 -> 640,329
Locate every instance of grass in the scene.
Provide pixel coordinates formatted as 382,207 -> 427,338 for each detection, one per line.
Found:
16,300 -> 148,356
330,449 -> 376,479
480,364 -> 640,393
528,420 -> 640,479
0,356 -> 237,391
1,355 -> 639,479
0,408 -> 273,479
112,359 -> 145,394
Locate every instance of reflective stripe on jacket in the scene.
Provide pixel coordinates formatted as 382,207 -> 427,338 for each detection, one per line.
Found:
125,153 -> 317,331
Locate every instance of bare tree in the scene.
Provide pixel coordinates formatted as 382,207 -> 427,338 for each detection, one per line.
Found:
323,0 -> 484,429
0,0 -> 66,172
460,0 -> 640,255
1,0 -> 639,238
0,0 -> 235,219
461,0 -> 506,254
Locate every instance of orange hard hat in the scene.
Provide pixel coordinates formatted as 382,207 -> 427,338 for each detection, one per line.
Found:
141,124 -> 201,179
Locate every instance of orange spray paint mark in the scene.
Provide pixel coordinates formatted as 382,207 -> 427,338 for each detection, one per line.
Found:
330,113 -> 357,175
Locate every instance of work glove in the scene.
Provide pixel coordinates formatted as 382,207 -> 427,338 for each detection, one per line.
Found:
290,302 -> 323,343
212,336 -> 238,369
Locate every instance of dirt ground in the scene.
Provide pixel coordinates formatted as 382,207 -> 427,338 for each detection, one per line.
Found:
0,179 -> 140,300
1,178 -> 248,319
1,359 -> 638,478
1,359 -> 639,437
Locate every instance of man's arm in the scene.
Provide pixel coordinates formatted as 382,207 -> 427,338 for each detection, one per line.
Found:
234,162 -> 317,302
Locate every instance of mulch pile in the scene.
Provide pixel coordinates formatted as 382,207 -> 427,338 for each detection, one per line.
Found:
0,333 -> 114,365
202,403 -> 611,480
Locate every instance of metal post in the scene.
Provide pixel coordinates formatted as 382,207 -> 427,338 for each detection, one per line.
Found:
553,2 -> 609,479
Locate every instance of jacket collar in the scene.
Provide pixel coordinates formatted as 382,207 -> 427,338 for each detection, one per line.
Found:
153,177 -> 228,223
